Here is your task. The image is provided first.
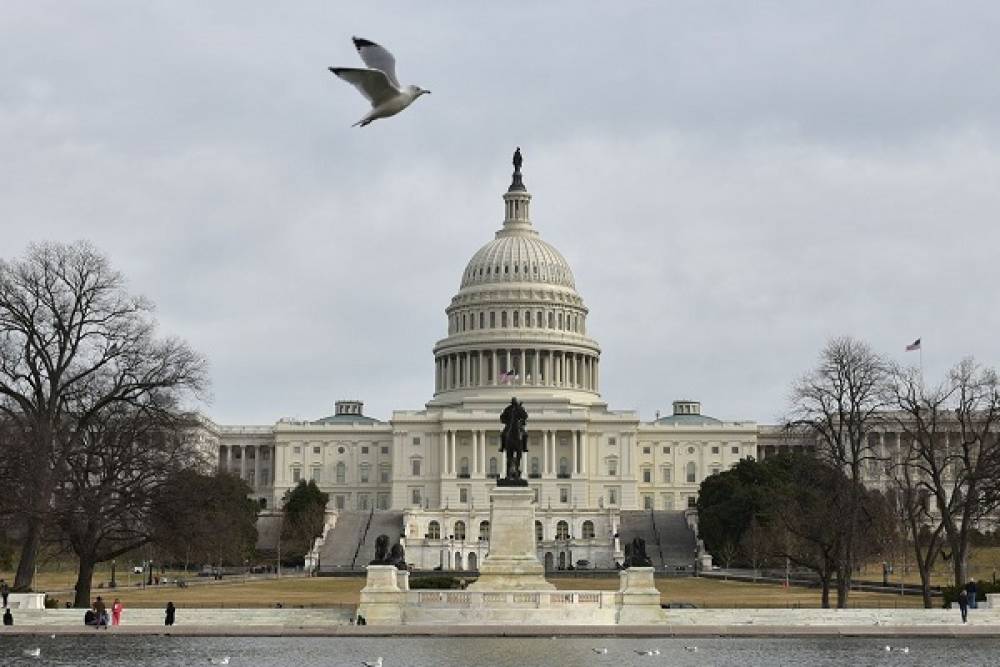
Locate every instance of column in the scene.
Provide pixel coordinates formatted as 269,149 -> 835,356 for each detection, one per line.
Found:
449,430 -> 456,476
472,430 -> 479,476
240,445 -> 247,480
479,351 -> 486,388
492,350 -> 498,385
533,349 -> 540,385
254,445 -> 261,489
520,349 -> 526,384
594,359 -> 599,392
480,430 -> 488,477
571,431 -> 578,477
441,432 -> 450,478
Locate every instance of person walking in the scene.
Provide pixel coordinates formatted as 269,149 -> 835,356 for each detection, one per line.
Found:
2,608 -> 13,626
111,598 -> 123,626
164,601 -> 175,626
958,588 -> 969,623
93,596 -> 108,629
1,578 -> 9,608
966,579 -> 978,610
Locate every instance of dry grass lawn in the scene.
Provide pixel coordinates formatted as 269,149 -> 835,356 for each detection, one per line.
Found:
26,575 -> 927,609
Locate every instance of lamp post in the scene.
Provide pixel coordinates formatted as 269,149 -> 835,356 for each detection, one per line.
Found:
110,560 -> 117,589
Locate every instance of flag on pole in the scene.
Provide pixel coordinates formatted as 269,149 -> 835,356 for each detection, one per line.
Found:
905,338 -> 921,351
499,369 -> 517,383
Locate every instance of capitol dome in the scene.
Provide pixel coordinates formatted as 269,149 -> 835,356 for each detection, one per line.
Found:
460,228 -> 575,290
430,149 -> 602,407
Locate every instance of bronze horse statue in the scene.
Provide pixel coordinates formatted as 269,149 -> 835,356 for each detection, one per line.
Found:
499,397 -> 528,485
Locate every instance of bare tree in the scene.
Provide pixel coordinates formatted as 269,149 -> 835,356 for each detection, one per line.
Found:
890,359 -> 1000,588
55,404 -> 209,606
787,336 -> 889,607
0,242 -> 207,589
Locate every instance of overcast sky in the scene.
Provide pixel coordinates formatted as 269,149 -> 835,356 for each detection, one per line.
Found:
3,2 -> 999,425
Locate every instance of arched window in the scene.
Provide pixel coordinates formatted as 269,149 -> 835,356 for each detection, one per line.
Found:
479,312 -> 484,329
459,457 -> 470,477
547,311 -> 554,328
556,520 -> 569,540
559,457 -> 569,477
582,520 -> 595,539
525,311 -> 532,327
479,521 -> 490,541
454,521 -> 466,541
489,457 -> 498,478
686,461 -> 697,483
538,311 -> 543,328
530,457 -> 540,477
428,521 -> 441,540
335,462 -> 346,484
455,552 -> 464,570
513,311 -> 519,327
535,520 -> 543,542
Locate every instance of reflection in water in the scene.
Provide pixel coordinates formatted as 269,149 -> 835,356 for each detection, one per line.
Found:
0,635 -> 991,666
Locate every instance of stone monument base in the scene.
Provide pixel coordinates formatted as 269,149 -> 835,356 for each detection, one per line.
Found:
468,486 -> 554,591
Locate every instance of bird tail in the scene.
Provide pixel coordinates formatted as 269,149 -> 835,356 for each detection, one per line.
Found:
353,117 -> 372,128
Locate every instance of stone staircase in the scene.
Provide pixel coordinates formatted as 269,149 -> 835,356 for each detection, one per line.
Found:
317,510 -> 403,573
618,510 -> 696,571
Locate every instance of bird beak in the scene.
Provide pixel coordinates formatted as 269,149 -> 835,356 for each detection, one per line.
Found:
424,90 -> 432,95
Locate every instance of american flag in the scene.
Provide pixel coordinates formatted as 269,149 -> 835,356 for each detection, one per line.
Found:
905,338 -> 921,351
499,369 -> 517,383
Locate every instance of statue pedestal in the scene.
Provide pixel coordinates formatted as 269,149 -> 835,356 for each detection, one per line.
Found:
468,486 -> 554,591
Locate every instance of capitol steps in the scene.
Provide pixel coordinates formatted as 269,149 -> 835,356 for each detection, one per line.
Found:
317,511 -> 369,572
618,511 -> 697,571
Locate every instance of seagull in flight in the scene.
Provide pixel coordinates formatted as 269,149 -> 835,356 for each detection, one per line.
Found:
329,37 -> 430,127
634,649 -> 660,656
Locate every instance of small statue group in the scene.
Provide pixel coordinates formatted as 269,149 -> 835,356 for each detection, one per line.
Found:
623,536 -> 652,568
370,534 -> 408,570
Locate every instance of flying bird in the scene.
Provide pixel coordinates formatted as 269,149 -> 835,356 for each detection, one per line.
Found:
633,649 -> 660,656
329,37 -> 430,127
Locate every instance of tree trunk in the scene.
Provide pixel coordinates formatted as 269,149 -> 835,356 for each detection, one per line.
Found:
953,540 -> 968,588
820,575 -> 831,608
73,556 -> 96,608
836,565 -> 850,608
13,517 -> 43,591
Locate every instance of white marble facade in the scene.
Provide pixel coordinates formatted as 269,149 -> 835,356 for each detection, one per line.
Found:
200,156 -> 798,567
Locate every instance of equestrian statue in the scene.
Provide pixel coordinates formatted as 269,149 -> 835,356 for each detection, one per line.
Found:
499,397 -> 529,486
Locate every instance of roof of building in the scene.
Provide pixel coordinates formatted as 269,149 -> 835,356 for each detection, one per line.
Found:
311,413 -> 383,425
654,413 -> 723,426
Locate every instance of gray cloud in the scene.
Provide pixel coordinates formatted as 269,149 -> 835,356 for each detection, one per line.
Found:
2,1 -> 999,424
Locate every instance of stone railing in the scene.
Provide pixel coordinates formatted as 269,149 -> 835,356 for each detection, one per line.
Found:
409,590 -> 618,609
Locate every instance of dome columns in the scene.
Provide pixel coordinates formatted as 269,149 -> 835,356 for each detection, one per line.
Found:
433,347 -> 600,394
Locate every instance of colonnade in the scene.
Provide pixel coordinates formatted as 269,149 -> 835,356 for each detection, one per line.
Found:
218,444 -> 274,489
435,348 -> 599,393
438,429 -> 586,478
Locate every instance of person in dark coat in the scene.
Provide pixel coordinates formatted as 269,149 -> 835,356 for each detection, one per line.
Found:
1,578 -> 9,608
958,588 -> 969,623
966,579 -> 978,610
2,608 -> 12,626
84,609 -> 97,626
164,601 -> 176,626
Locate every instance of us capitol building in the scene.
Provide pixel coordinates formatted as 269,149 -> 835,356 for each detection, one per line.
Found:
204,152 -> 794,572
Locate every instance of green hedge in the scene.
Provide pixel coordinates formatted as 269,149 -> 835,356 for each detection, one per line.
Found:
408,575 -> 466,590
940,580 -> 1000,608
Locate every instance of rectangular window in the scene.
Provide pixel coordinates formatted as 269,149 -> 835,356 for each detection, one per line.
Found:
360,467 -> 370,483
608,437 -> 617,446
335,495 -> 345,510
662,467 -> 672,483
459,487 -> 468,503
661,494 -> 674,510
412,459 -> 421,476
607,461 -> 617,476
608,487 -> 619,506
490,312 -> 496,328
261,449 -> 270,460
711,466 -> 721,475
313,446 -> 321,454
687,496 -> 697,509
381,446 -> 389,455
643,495 -> 654,510
380,467 -> 391,483
732,446 -> 740,455
411,488 -> 422,506
357,494 -> 370,511
362,446 -> 369,454
377,493 -> 390,510
642,446 -> 651,455
293,446 -> 300,454
311,467 -> 321,483
559,488 -> 569,503
292,468 -> 301,483
412,437 -> 421,446
711,446 -> 719,454
642,469 -> 651,483
662,446 -> 670,454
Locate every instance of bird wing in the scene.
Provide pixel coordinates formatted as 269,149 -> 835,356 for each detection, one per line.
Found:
328,67 -> 399,105
352,37 -> 400,88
